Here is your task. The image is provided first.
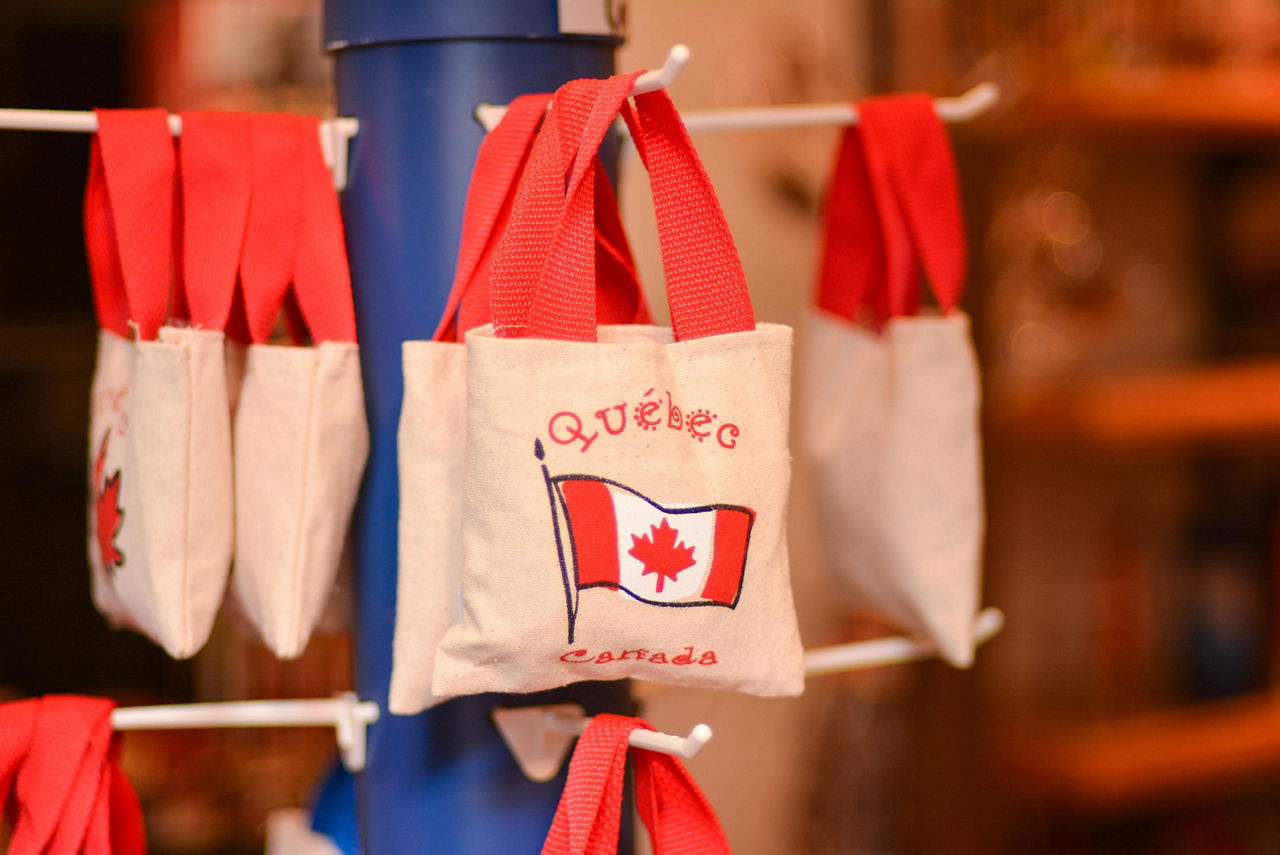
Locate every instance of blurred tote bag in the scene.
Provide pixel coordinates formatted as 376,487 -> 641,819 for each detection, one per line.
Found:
797,95 -> 984,667
432,76 -> 805,699
391,93 -> 651,714
542,714 -> 730,855
84,109 -> 234,659
229,114 -> 368,659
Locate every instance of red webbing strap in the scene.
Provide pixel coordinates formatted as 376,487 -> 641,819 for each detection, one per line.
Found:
437,93 -> 553,342
633,749 -> 732,855
1,696 -> 146,855
178,112 -> 252,332
815,124 -> 890,324
239,113 -> 306,344
619,89 -> 754,340
858,112 -> 920,320
541,714 -> 635,855
541,714 -> 730,855
90,110 -> 176,341
84,138 -> 130,338
491,73 -> 641,341
859,95 -> 968,315
294,116 -> 358,343
592,156 -> 650,325
0,698 -> 36,801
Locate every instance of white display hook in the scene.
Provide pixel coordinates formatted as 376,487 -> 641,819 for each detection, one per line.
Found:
111,692 -> 380,772
474,43 -> 691,132
0,109 -> 360,191
491,702 -> 713,783
680,81 -> 1000,133
804,607 -> 1006,677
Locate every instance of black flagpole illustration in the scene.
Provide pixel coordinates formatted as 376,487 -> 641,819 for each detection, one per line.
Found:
537,439 -> 579,643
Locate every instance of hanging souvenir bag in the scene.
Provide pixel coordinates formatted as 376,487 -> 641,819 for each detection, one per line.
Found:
391,93 -> 651,714
0,696 -> 147,854
432,75 -> 805,699
229,114 -> 368,659
85,110 -> 234,658
797,95 -> 983,666
541,714 -> 730,855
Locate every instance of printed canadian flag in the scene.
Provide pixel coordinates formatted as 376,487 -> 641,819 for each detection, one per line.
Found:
545,456 -> 754,642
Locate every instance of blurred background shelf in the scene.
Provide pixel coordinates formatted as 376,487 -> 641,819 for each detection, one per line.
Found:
1033,68 -> 1280,139
992,359 -> 1280,447
1000,691 -> 1280,811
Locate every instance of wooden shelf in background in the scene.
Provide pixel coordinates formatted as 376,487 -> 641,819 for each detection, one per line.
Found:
1034,67 -> 1280,138
992,359 -> 1280,446
1000,692 -> 1280,810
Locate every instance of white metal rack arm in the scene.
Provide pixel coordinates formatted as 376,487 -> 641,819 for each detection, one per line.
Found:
681,81 -> 1000,133
474,43 -> 691,131
110,692 -> 380,772
0,111 -> 360,191
543,708 -> 713,759
491,702 -> 713,783
475,43 -> 998,133
803,607 -> 1006,677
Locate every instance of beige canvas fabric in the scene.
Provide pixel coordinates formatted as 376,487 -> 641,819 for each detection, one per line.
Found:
87,326 -> 234,659
389,342 -> 466,713
231,341 -> 367,659
432,322 -> 805,698
797,308 -> 983,666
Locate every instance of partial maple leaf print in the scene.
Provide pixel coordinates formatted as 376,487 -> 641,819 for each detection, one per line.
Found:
628,518 -> 696,593
95,430 -> 125,573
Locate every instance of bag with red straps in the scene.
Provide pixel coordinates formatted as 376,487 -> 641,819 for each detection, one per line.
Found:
432,74 -> 805,699
0,696 -> 147,854
85,110 -> 234,659
85,111 -> 365,661
225,113 -> 367,660
541,714 -> 730,855
390,93 -> 651,714
797,95 -> 984,666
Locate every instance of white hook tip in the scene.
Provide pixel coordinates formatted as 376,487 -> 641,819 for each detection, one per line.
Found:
681,723 -> 714,759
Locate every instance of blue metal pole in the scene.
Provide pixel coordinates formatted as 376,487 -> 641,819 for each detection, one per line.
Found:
322,4 -> 631,854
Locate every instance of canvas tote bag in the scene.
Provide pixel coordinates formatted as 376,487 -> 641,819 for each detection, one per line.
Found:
391,93 -> 651,714
541,714 -> 730,855
797,95 -> 984,667
229,114 -> 368,659
85,109 -> 234,658
432,76 -> 805,698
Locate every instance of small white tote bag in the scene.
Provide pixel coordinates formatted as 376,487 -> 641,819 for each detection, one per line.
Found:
432,76 -> 805,699
229,114 -> 368,659
798,95 -> 984,666
391,93 -> 651,714
84,110 -> 234,658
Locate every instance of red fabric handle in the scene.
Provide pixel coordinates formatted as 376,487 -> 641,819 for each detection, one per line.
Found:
440,94 -> 552,342
239,113 -> 305,344
440,90 -> 648,342
490,73 -> 641,341
84,137 -> 130,338
238,113 -> 356,345
1,696 -> 146,855
858,95 -> 967,314
541,714 -> 730,855
293,116 -> 357,343
816,94 -> 967,322
495,75 -> 753,342
620,89 -> 754,341
87,110 -> 176,341
179,112 -> 252,332
815,123 -> 896,324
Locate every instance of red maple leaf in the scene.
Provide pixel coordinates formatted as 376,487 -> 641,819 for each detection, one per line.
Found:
94,431 -> 124,573
628,518 -> 696,593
